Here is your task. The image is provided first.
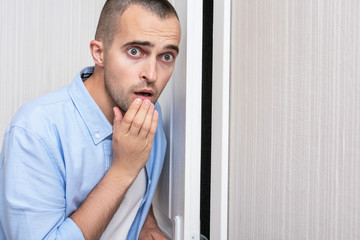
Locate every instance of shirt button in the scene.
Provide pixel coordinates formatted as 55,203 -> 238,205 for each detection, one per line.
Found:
95,133 -> 100,139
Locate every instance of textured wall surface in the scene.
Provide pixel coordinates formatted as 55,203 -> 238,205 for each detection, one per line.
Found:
229,0 -> 360,239
0,0 -> 105,146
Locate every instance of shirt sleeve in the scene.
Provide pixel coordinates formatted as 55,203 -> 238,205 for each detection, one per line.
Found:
0,126 -> 85,240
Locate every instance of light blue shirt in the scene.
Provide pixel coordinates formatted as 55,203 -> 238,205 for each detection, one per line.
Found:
0,67 -> 167,240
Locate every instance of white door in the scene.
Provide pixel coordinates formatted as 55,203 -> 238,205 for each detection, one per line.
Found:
156,0 -> 202,239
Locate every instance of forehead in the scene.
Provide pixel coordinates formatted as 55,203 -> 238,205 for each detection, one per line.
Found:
114,5 -> 181,47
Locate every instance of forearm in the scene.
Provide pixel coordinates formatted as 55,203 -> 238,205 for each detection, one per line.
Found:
71,100 -> 158,240
143,206 -> 159,229
70,167 -> 136,240
139,205 -> 168,240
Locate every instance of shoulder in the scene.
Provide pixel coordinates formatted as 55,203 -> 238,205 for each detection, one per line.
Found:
8,85 -> 72,136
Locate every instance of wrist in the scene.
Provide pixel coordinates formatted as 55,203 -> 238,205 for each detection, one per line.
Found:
105,166 -> 137,191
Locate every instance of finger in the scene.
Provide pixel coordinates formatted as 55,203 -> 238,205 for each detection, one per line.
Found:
112,107 -> 123,141
146,110 -> 158,142
139,103 -> 154,138
118,98 -> 142,133
129,99 -> 151,135
113,106 -> 123,126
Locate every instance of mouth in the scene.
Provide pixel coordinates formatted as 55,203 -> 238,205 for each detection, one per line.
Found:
135,92 -> 152,97
134,89 -> 154,98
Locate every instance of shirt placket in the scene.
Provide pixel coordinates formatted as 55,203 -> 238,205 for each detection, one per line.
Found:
102,136 -> 113,172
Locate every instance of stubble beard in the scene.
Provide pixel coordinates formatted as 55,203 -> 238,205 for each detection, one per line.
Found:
104,77 -> 131,113
104,75 -> 160,114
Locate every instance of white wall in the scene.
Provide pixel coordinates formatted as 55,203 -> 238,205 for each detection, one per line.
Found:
0,0 -> 104,146
229,0 -> 360,239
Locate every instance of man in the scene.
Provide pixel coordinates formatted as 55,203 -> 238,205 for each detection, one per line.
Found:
0,0 -> 181,239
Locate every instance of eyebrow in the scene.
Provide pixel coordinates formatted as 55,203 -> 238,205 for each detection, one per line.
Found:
165,45 -> 179,54
123,41 -> 179,54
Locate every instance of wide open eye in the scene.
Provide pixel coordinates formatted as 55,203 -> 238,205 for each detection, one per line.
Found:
128,47 -> 141,57
161,53 -> 174,62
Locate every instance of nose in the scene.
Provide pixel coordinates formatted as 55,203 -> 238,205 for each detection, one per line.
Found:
140,57 -> 158,83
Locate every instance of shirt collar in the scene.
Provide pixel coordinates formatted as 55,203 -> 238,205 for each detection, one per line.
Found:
67,66 -> 113,145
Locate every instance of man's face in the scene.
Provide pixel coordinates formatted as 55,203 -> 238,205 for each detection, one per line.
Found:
103,5 -> 181,113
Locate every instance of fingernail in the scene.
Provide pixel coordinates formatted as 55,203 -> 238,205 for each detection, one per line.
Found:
144,99 -> 150,105
135,98 -> 142,104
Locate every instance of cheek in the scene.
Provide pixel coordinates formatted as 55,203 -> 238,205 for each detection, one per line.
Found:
107,55 -> 128,74
106,57 -> 138,82
157,75 -> 171,92
158,66 -> 174,85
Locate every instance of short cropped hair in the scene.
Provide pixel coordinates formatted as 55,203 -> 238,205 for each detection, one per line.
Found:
95,0 -> 179,49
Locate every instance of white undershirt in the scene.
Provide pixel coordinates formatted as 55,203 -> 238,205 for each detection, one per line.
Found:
100,168 -> 146,240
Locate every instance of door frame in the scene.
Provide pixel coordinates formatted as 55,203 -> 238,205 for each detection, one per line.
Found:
183,0 -> 203,239
211,0 -> 231,239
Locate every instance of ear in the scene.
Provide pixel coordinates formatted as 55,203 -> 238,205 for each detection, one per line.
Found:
89,40 -> 105,67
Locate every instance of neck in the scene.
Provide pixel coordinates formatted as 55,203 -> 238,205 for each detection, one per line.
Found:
84,65 -> 116,125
